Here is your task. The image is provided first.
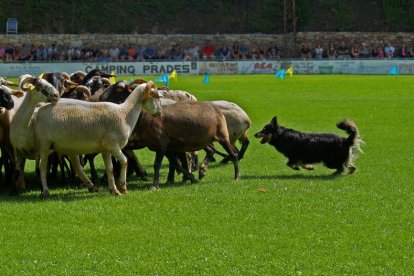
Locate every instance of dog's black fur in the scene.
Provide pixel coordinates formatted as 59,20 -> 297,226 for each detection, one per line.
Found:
254,116 -> 363,174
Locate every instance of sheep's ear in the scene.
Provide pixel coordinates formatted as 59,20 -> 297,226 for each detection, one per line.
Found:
271,116 -> 278,126
133,78 -> 147,85
11,90 -> 25,98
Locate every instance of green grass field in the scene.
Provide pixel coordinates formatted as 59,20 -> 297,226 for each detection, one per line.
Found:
0,74 -> 413,274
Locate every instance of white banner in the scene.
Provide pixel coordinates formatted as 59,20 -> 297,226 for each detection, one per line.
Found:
0,59 -> 413,77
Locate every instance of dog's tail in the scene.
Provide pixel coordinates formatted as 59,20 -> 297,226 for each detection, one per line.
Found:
336,119 -> 364,153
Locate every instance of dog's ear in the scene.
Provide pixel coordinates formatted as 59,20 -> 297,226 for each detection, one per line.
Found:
271,116 -> 278,126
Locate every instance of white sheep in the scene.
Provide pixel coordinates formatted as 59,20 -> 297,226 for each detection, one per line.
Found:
10,76 -> 60,192
34,80 -> 162,196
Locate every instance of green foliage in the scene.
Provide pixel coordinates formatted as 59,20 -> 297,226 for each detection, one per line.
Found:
382,0 -> 414,29
1,74 -> 414,274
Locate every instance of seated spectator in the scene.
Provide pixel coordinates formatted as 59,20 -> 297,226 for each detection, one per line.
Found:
398,42 -> 408,58
58,45 -> 66,61
109,45 -> 120,61
5,45 -> 14,62
136,44 -> 145,61
327,42 -> 337,59
143,43 -> 157,60
267,44 -> 280,59
300,43 -> 312,59
167,44 -> 182,60
156,42 -> 167,59
218,44 -> 231,60
189,43 -> 200,60
336,41 -> 350,59
231,42 -> 240,59
313,43 -> 324,59
350,42 -> 359,58
358,42 -> 371,58
408,44 -> 414,58
174,44 -> 184,60
19,44 -> 32,61
372,45 -> 385,58
119,44 -> 128,61
67,46 -> 81,61
183,45 -> 192,61
384,42 -> 395,58
202,42 -> 216,59
13,46 -> 20,61
258,45 -> 267,59
239,43 -> 250,59
48,43 -> 59,61
35,44 -> 48,61
250,44 -> 259,60
0,45 -> 5,62
127,44 -> 136,61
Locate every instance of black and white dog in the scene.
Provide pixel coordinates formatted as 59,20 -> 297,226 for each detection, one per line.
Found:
254,116 -> 363,174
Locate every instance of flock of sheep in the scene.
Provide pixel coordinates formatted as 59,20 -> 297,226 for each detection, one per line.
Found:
0,70 -> 251,197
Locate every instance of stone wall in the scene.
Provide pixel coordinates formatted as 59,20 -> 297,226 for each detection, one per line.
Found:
0,32 -> 412,58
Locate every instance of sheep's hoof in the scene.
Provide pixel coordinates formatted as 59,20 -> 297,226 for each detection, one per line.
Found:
234,176 -> 241,181
150,185 -> 159,191
118,186 -> 128,194
88,186 -> 99,193
110,189 -> 123,196
165,181 -> 174,186
41,190 -> 50,198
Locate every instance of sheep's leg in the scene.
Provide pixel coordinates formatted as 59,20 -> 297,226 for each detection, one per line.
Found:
112,149 -> 128,194
219,141 -> 240,181
166,155 -> 176,185
237,137 -> 250,161
84,153 -> 99,183
101,152 -> 121,195
39,151 -> 51,197
124,150 -> 147,180
68,154 -> 98,193
152,151 -> 165,189
13,151 -> 26,193
199,146 -> 215,180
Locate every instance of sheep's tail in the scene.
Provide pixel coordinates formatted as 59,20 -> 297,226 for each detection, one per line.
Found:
336,119 -> 364,155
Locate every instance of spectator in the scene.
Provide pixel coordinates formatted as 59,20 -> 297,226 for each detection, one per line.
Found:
231,42 -> 240,59
239,43 -> 250,59
167,44 -> 183,60
201,42 -> 216,59
35,44 -> 48,61
13,46 -> 20,61
372,45 -> 384,58
313,43 -> 324,59
267,44 -> 280,59
258,45 -> 267,59
142,43 -> 156,60
189,43 -> 200,60
58,45 -> 66,61
350,42 -> 359,58
156,42 -> 167,60
250,44 -> 259,60
327,42 -> 337,59
300,42 -> 312,59
136,44 -> 145,61
408,44 -> 414,58
119,44 -> 128,61
109,45 -> 120,61
384,42 -> 395,58
5,45 -> 13,62
174,44 -> 184,60
48,43 -> 59,61
398,42 -> 408,58
183,45 -> 192,61
0,45 -> 5,62
19,44 -> 32,61
358,42 -> 371,58
127,44 -> 136,61
218,44 -> 231,60
337,41 -> 350,59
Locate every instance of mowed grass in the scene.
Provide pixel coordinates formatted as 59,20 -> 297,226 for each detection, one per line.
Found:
0,74 -> 413,274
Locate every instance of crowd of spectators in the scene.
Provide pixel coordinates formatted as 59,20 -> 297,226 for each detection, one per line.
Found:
300,40 -> 413,59
0,40 -> 412,62
0,41 -> 281,62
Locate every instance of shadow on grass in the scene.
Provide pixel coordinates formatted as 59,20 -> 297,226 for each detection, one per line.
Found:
242,173 -> 340,181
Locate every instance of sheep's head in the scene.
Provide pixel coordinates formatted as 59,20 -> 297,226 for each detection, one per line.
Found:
143,81 -> 162,116
0,86 -> 15,112
20,77 -> 60,104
